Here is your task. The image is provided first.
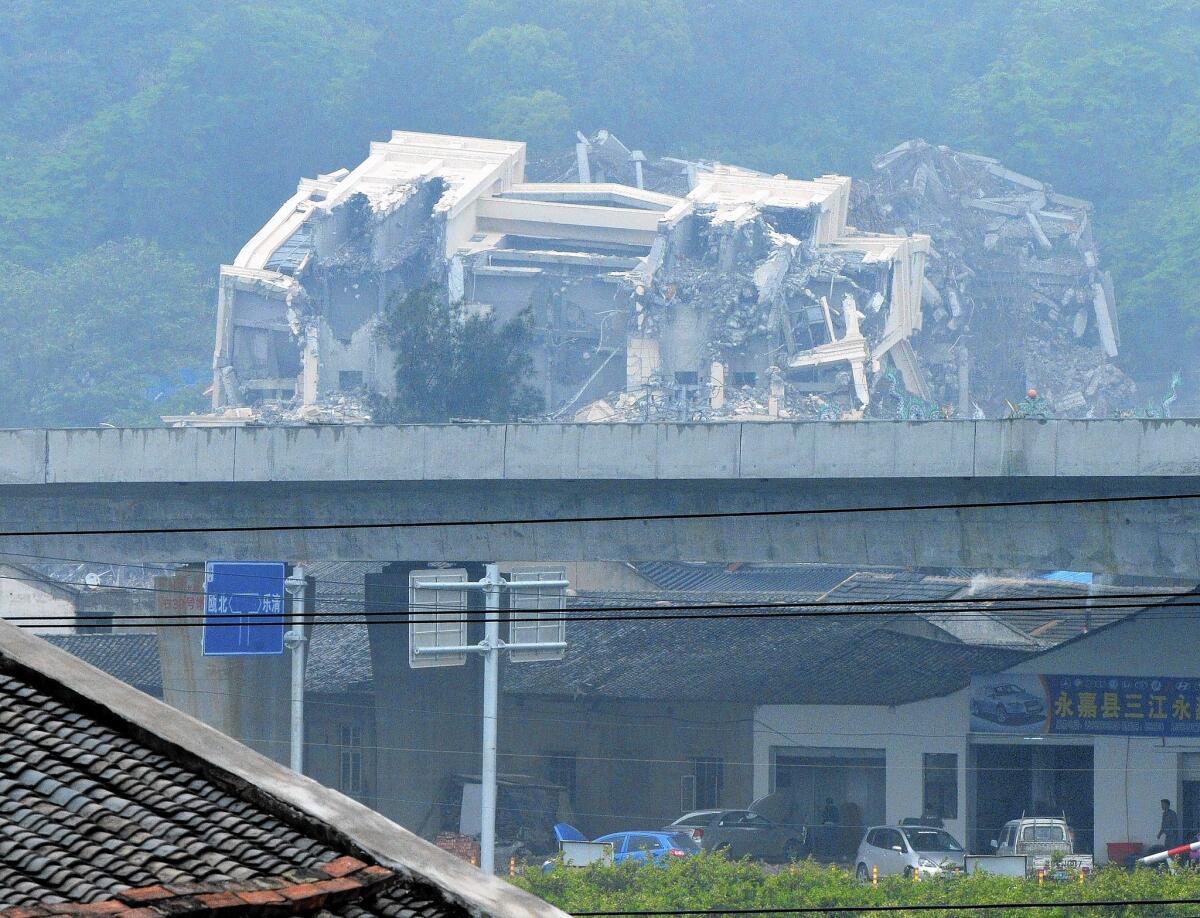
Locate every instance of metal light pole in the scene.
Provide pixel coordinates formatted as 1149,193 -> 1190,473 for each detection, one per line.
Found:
411,565 -> 568,874
479,564 -> 503,877
283,567 -> 307,774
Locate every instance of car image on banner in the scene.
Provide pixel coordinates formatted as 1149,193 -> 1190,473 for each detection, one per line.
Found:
971,672 -> 1200,737
970,674 -> 1049,733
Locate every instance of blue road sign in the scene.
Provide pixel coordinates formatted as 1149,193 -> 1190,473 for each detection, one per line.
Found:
203,562 -> 286,656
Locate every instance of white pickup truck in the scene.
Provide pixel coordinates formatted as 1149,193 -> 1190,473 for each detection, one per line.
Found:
991,816 -> 1094,874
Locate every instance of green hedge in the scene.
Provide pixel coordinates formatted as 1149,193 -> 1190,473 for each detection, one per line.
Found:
515,854 -> 1200,916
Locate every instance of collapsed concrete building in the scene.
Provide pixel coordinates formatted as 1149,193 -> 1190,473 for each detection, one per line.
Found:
855,140 -> 1133,417
197,130 -> 1130,426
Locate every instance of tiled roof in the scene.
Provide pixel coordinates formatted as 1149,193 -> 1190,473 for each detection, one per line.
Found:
631,561 -> 862,595
0,622 -> 565,918
44,633 -> 162,696
815,571 -> 966,604
954,579 -> 1166,647
504,590 -> 1032,704
307,624 -> 372,694
44,628 -> 371,698
309,563 -> 386,605
0,669 -> 450,916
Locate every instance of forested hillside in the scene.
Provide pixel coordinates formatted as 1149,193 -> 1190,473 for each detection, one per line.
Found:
2,0 -> 1196,425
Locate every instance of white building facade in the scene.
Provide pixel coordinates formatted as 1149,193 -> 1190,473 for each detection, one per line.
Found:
754,609 -> 1199,864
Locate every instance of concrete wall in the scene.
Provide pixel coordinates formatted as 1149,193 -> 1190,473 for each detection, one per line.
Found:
3,420 -> 1200,573
156,621 -> 293,766
0,564 -> 77,634
500,696 -> 753,838
303,690 -> 379,811
755,694 -> 969,847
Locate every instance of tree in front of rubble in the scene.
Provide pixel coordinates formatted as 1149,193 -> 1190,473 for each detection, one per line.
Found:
374,284 -> 544,423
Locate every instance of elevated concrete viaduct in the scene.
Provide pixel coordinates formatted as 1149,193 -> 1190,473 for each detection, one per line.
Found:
1,420 -> 1199,576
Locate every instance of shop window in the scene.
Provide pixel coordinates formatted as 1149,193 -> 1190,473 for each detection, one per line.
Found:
692,757 -> 724,809
339,724 -> 364,796
923,753 -> 958,819
543,752 -> 578,806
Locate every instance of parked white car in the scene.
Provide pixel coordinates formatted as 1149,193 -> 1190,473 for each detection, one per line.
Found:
855,825 -> 966,880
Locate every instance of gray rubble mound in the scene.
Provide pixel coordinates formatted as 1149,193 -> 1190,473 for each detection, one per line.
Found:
854,139 -> 1135,417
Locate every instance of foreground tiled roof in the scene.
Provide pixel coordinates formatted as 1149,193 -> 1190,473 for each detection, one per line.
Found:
0,670 -> 448,916
0,622 -> 564,918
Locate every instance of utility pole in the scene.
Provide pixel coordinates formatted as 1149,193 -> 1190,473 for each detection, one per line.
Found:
479,564 -> 503,877
411,564 -> 568,874
283,566 -> 307,774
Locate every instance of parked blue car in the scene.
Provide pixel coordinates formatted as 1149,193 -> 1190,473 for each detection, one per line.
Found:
592,830 -> 701,865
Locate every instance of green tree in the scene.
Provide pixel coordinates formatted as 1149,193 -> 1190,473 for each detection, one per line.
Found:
374,285 -> 543,423
0,239 -> 210,427
490,90 -> 573,152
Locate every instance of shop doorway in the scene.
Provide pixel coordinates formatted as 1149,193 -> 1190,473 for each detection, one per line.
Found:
769,747 -> 885,860
970,743 -> 1093,854
1180,754 -> 1200,845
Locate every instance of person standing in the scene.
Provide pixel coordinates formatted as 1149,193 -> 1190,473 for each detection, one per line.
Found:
1159,798 -> 1182,849
819,798 -> 840,859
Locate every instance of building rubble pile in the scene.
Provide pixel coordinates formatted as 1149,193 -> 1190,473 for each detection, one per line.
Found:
203,129 -> 1143,430
854,140 -> 1135,417
164,393 -> 373,427
575,177 -> 913,422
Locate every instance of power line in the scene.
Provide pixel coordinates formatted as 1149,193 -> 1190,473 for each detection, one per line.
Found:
0,567 -> 1190,625
5,564 -> 1183,608
23,595 -> 1197,628
1,490 -> 1198,538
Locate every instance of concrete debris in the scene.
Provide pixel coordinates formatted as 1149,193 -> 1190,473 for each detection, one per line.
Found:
203,130 -> 1138,429
855,140 -> 1136,417
528,129 -> 695,196
164,393 -> 372,427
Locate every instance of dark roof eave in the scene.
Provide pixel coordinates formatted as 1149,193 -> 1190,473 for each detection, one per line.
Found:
0,620 -> 567,918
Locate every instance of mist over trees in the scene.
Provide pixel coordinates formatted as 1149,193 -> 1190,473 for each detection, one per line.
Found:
2,0 -> 1196,425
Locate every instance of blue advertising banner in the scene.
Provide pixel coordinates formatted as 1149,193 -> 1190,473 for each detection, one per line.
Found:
202,562 -> 286,656
971,673 -> 1200,737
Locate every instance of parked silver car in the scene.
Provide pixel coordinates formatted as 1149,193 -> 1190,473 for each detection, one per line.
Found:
669,809 -> 807,862
855,825 -> 965,880
664,810 -> 723,843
